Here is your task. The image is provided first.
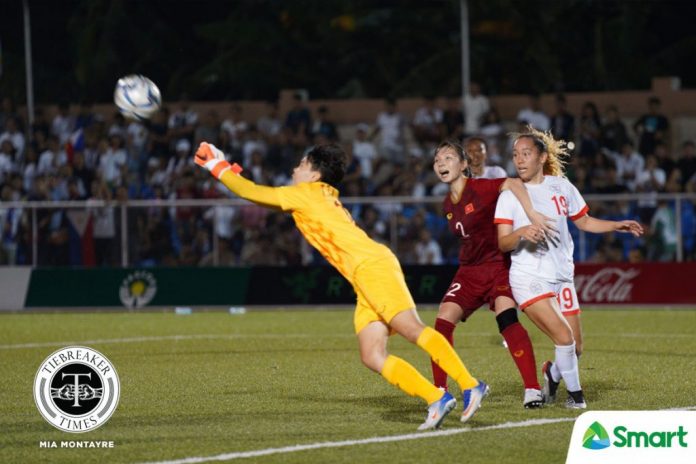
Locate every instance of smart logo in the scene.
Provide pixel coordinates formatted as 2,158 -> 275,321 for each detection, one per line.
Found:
583,421 -> 611,450
567,412 -> 696,464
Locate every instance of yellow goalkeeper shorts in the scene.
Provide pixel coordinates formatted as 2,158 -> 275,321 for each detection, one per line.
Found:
352,254 -> 416,334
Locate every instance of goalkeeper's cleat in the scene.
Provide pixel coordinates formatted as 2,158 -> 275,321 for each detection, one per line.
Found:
566,390 -> 587,409
417,389 -> 456,431
461,380 -> 489,423
523,388 -> 544,409
541,360 -> 560,404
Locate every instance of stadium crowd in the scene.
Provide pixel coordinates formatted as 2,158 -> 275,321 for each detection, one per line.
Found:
0,87 -> 695,267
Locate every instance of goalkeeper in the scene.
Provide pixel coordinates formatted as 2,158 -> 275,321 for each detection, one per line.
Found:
195,142 -> 488,430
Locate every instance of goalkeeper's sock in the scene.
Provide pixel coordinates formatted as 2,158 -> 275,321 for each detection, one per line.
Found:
497,309 -> 541,390
417,326 -> 478,391
381,355 -> 443,405
431,318 -> 456,390
554,342 -> 581,392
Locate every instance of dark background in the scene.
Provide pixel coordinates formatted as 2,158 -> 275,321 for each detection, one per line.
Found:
1,0 -> 695,103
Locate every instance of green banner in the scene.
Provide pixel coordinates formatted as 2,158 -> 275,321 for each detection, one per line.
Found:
25,268 -> 251,308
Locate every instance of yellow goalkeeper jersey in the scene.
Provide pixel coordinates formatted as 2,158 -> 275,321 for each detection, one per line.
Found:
218,172 -> 393,281
276,182 -> 393,280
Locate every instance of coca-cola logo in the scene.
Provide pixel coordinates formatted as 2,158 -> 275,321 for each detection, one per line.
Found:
574,267 -> 640,303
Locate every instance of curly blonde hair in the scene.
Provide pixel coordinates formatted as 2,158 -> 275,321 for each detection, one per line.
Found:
511,125 -> 570,177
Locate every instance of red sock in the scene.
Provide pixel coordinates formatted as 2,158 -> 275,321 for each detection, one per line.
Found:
431,318 -> 456,390
502,322 -> 541,390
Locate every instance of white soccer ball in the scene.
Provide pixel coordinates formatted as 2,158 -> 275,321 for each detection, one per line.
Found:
114,74 -> 162,120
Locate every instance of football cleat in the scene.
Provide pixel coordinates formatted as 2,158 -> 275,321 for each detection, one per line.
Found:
566,390 -> 587,409
523,388 -> 544,408
461,380 -> 489,423
541,360 -> 560,404
418,390 -> 456,431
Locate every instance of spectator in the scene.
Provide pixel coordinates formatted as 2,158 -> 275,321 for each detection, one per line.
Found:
257,100 -> 283,141
412,97 -> 443,147
463,82 -> 490,136
0,140 -> 16,184
600,105 -> 628,153
74,101 -> 97,131
169,95 -> 199,141
220,104 -> 248,154
635,154 -> 666,223
577,101 -> 601,158
87,180 -> 117,266
0,117 -> 26,161
0,97 -> 21,132
550,94 -> 575,142
440,96 -> 464,140
648,200 -> 677,261
194,109 -> 221,149
479,108 -> 505,164
633,96 -> 669,156
148,107 -> 171,159
415,229 -> 443,264
284,93 -> 312,138
352,123 -> 378,182
37,135 -> 67,176
676,140 -> 696,187
51,101 -> 74,146
371,97 -> 407,166
654,141 -> 676,179
611,140 -> 644,192
312,105 -> 339,142
516,93 -> 550,131
98,135 -> 128,187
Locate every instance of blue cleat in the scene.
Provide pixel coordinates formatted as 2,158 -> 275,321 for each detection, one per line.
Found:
418,390 -> 457,431
461,380 -> 489,423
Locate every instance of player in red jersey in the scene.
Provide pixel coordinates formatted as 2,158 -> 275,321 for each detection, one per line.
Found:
431,140 -> 553,408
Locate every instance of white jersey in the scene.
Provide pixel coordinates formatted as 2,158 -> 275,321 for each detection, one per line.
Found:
494,175 -> 588,282
473,165 -> 507,179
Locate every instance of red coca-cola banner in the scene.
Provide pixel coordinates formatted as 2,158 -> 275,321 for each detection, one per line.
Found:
574,263 -> 696,305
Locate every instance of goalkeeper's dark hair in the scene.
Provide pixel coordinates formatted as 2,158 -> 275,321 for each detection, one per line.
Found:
306,144 -> 346,188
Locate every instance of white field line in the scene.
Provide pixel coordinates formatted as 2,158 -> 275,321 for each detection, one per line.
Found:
2,329 -> 693,351
139,417 -> 576,464
139,407 -> 696,464
0,333 -> 361,350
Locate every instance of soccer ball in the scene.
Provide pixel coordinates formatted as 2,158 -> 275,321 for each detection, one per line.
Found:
114,74 -> 162,120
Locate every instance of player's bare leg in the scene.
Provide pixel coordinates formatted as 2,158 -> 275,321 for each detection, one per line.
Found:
357,320 -> 454,430
524,298 -> 586,408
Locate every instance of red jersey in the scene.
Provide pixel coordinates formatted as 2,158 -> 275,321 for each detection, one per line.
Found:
443,177 -> 510,266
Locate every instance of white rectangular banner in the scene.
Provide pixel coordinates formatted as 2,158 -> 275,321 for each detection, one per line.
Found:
567,411 -> 695,464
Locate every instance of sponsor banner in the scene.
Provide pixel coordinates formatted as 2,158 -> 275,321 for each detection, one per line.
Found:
567,411 -> 696,464
18,263 -> 696,308
574,263 -> 696,305
25,268 -> 250,308
246,265 -> 451,305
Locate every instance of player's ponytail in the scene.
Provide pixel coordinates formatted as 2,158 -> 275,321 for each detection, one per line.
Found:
434,139 -> 472,178
511,125 -> 570,177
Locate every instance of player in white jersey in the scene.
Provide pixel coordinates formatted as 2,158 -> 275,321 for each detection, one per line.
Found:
494,127 -> 643,408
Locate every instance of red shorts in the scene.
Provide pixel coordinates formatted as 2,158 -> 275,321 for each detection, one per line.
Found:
441,261 -> 515,321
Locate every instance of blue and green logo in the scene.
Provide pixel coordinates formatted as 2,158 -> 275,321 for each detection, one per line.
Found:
583,421 -> 611,450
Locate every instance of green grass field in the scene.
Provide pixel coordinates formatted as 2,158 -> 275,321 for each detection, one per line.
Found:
1,307 -> 695,464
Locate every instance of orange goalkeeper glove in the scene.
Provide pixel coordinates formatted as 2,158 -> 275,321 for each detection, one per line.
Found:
194,142 -> 243,179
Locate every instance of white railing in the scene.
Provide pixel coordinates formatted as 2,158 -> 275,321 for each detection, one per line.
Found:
1,192 -> 695,267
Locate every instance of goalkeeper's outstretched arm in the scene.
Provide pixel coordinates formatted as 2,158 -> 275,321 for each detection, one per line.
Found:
195,142 -> 282,209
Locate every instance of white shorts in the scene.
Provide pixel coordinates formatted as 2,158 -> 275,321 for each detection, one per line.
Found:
510,272 -> 581,315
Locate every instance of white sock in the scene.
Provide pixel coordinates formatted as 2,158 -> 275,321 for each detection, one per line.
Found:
554,342 -> 581,392
550,352 -> 579,382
